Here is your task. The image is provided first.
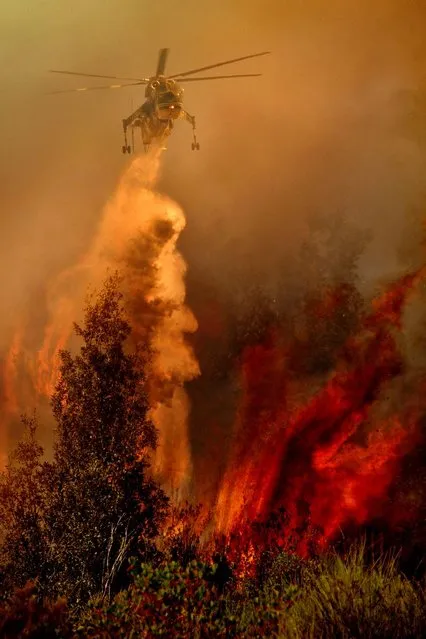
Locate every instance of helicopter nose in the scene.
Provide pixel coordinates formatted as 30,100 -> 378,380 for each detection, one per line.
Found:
157,102 -> 182,120
169,104 -> 181,118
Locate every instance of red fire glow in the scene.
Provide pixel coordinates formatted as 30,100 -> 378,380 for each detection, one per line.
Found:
214,268 -> 425,553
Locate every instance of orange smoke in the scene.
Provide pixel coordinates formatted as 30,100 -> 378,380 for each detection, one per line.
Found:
0,149 -> 199,496
2,147 -> 425,559
0,328 -> 24,466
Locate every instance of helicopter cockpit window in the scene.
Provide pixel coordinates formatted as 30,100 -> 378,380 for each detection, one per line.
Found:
158,91 -> 176,103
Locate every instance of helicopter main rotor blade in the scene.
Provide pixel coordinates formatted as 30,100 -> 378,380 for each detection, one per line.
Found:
178,73 -> 262,82
169,51 -> 270,79
46,81 -> 146,95
50,69 -> 148,82
155,48 -> 169,76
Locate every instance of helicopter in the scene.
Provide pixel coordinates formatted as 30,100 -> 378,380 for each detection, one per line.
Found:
48,48 -> 270,153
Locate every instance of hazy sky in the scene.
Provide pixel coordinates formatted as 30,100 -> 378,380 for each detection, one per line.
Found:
1,0 -> 426,349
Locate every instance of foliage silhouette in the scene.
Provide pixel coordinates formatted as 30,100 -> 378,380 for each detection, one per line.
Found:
0,274 -> 169,607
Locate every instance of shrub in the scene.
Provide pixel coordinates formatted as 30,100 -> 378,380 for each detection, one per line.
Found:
79,559 -> 233,638
284,541 -> 426,638
0,582 -> 73,639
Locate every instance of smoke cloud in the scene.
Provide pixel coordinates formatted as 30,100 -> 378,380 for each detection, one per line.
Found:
1,1 -> 426,523
0,150 -> 199,501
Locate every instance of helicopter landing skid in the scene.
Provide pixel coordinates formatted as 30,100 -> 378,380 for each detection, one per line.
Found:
190,116 -> 200,151
122,120 -> 133,154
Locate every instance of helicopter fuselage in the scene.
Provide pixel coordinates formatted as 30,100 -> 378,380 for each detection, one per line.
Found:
123,76 -> 188,149
145,76 -> 184,121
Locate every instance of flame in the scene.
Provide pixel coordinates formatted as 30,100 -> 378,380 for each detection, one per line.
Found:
1,150 -> 425,555
214,270 -> 424,551
0,149 -> 199,496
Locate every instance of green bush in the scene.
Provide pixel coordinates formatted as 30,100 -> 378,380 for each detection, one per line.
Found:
79,560 -> 232,638
2,544 -> 426,638
230,577 -> 297,638
78,556 -> 301,638
284,542 -> 426,639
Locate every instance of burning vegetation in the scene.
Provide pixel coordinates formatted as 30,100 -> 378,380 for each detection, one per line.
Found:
1,152 -> 426,636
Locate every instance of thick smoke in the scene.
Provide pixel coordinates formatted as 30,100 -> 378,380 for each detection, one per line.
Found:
1,0 -> 426,338
0,150 -> 199,501
1,1 -> 426,547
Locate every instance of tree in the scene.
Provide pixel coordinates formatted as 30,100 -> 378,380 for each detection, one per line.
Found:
44,273 -> 168,606
0,416 -> 50,597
